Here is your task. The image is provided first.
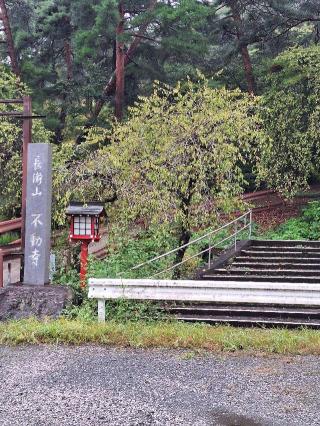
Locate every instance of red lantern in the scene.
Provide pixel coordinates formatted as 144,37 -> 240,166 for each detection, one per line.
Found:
66,202 -> 105,287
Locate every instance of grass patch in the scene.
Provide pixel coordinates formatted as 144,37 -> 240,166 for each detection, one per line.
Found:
1,318 -> 320,355
261,200 -> 320,241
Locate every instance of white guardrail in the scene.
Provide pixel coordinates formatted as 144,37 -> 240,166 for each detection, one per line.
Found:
88,278 -> 320,322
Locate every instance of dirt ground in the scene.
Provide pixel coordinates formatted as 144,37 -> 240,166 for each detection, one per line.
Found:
1,345 -> 319,426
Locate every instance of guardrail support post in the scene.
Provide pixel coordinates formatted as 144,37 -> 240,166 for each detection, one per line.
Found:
98,299 -> 106,322
249,210 -> 252,239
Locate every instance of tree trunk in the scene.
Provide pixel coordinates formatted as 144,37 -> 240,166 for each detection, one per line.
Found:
240,45 -> 255,95
93,0 -> 156,119
315,23 -> 320,44
0,0 -> 20,77
75,0 -> 157,143
55,38 -> 73,143
64,39 -> 73,81
54,98 -> 67,144
172,228 -> 191,279
172,177 -> 196,279
55,16 -> 73,144
228,0 -> 256,95
115,1 -> 125,120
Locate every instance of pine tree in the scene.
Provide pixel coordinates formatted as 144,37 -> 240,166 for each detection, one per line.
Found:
3,0 -> 320,143
0,0 -> 19,76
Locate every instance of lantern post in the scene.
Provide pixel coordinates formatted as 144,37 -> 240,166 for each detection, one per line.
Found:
66,202 -> 105,288
80,240 -> 90,288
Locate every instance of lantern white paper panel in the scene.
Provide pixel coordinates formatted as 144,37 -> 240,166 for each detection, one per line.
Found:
74,216 -> 92,236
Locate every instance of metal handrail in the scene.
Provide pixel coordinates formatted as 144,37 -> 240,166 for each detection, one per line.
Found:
131,210 -> 251,271
119,210 -> 252,278
150,221 -> 251,279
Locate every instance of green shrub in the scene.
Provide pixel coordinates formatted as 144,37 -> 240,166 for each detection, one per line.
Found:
54,235 -> 166,322
63,297 -> 164,323
301,201 -> 320,240
89,225 -> 178,279
264,201 -> 320,240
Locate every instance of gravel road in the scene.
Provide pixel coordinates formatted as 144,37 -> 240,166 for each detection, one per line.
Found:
0,345 -> 319,426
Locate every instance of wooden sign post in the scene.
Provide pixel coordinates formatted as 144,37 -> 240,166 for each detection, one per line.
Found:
24,143 -> 52,285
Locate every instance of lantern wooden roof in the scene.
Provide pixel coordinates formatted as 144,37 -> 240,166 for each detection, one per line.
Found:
66,202 -> 105,216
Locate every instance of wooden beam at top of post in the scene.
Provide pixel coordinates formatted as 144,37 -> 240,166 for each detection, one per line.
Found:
0,99 -> 23,104
0,112 -> 45,118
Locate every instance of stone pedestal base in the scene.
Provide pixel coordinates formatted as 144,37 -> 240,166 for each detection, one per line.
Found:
0,284 -> 73,320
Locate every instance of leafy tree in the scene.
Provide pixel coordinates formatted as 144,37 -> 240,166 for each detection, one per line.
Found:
78,0 -> 214,140
258,45 -> 320,196
5,0 -> 216,142
208,1 -> 320,94
3,0 -> 320,150
75,78 -> 265,272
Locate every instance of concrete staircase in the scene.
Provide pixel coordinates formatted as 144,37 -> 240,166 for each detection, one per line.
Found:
203,240 -> 320,284
168,240 -> 320,328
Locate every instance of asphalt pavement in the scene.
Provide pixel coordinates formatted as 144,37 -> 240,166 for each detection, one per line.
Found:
0,345 -> 319,426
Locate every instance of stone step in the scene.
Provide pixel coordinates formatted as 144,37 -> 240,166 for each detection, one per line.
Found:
243,246 -> 320,253
201,274 -> 320,283
234,256 -> 320,264
251,239 -> 320,248
241,250 -> 320,258
231,262 -> 320,270
216,268 -> 320,277
175,315 -> 320,328
167,305 -> 320,319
